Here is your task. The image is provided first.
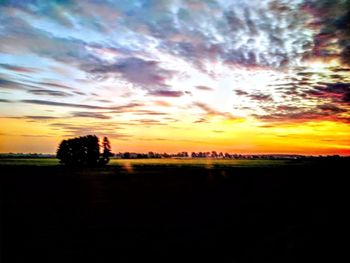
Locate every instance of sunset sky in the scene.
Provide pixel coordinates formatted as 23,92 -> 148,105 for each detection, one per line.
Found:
0,0 -> 350,155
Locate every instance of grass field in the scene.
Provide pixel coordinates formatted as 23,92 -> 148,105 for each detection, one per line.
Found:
0,157 -> 300,167
0,158 -> 346,262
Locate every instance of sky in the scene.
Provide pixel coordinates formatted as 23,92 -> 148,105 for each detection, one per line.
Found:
0,0 -> 350,155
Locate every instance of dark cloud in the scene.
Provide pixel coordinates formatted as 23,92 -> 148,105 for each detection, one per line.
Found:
135,119 -> 167,125
194,117 -> 208,123
256,110 -> 330,122
132,110 -> 168,116
196,85 -> 214,91
19,134 -> 56,137
0,115 -> 59,121
71,112 -> 111,119
303,0 -> 350,64
0,63 -> 37,73
163,0 -> 313,69
37,82 -> 74,90
148,90 -> 184,97
0,78 -> 26,90
73,91 -> 86,96
96,99 -> 113,103
24,116 -> 58,120
255,100 -> 349,123
194,102 -> 236,120
248,93 -> 272,101
0,99 -> 12,103
87,57 -> 176,88
234,90 -> 249,96
49,122 -> 130,139
20,99 -> 107,109
307,82 -> 350,104
332,67 -> 350,72
234,90 -> 272,101
0,14 -> 92,66
276,105 -> 300,112
27,89 -> 72,97
20,99 -> 142,110
317,103 -> 347,113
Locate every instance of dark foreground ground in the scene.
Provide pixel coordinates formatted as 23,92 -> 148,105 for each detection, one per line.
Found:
0,159 -> 347,262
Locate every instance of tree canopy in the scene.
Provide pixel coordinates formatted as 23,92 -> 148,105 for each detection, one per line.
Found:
100,136 -> 113,165
57,135 -> 112,166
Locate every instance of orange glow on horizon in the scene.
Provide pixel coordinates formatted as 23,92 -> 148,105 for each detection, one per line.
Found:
1,117 -> 349,155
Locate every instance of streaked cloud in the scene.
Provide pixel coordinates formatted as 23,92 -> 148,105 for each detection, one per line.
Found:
196,86 -> 214,91
20,100 -> 143,110
71,111 -> 112,119
27,89 -> 73,97
194,102 -> 236,120
0,63 -> 37,73
148,90 -> 184,97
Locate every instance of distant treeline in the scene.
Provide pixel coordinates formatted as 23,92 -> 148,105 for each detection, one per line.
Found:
113,152 -> 345,160
0,153 -> 56,158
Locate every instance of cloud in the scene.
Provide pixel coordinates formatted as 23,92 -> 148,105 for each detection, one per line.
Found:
24,116 -> 58,120
307,82 -> 350,104
256,110 -> 330,123
0,63 -> 37,73
255,99 -> 349,123
71,112 -> 111,119
194,102 -> 236,120
27,89 -> 73,97
196,85 -> 214,91
153,0 -> 314,69
233,89 -> 273,102
135,119 -> 167,125
194,117 -> 208,123
20,99 -> 143,110
0,14 -> 92,66
147,90 -> 184,97
0,115 -> 59,121
1,0 -> 350,134
0,0 -> 317,84
96,99 -> 113,103
132,110 -> 168,116
302,0 -> 350,65
49,121 -> 130,139
248,93 -> 272,101
19,134 -> 56,138
153,100 -> 172,107
87,57 -> 176,88
317,103 -> 347,113
73,91 -> 86,96
36,81 -> 75,90
0,78 -> 26,90
0,99 -> 12,103
234,90 -> 249,96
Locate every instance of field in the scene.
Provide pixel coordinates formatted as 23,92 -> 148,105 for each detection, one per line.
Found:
0,158 -> 346,262
0,157 -> 294,166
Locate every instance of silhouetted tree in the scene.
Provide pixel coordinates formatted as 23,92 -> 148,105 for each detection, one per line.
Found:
57,135 -> 100,166
99,137 -> 113,165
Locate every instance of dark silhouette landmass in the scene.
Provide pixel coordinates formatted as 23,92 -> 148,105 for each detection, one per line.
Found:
0,158 -> 346,262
